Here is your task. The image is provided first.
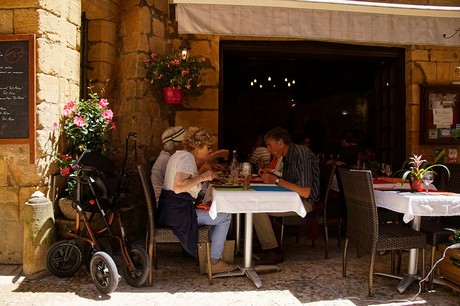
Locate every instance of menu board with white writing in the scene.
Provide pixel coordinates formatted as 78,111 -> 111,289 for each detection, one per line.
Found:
0,38 -> 30,138
0,34 -> 36,163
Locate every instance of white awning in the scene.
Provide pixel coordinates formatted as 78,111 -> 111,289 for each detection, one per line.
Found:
170,0 -> 460,46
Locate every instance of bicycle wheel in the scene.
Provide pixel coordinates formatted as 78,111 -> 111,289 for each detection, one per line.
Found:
121,246 -> 150,287
46,240 -> 82,278
90,251 -> 119,294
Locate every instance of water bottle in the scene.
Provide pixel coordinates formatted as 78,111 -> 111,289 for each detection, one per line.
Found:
229,149 -> 239,184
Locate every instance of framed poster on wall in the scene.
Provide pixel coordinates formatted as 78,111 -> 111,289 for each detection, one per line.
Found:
420,85 -> 460,145
0,34 -> 36,163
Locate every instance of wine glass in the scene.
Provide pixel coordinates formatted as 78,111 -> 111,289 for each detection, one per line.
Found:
241,162 -> 252,190
385,164 -> 393,177
421,171 -> 434,194
381,163 -> 387,177
242,162 -> 251,176
221,161 -> 229,177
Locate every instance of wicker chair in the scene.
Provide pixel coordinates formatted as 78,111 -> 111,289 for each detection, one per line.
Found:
274,213 -> 319,248
420,163 -> 460,289
323,164 -> 347,259
271,166 -> 327,249
338,168 -> 426,296
137,164 -> 213,285
419,219 -> 451,289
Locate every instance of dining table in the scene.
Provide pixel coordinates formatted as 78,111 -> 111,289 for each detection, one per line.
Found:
203,183 -> 306,288
373,177 -> 460,293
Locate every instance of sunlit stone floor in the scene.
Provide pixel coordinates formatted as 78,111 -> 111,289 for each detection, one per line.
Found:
1,227 -> 459,306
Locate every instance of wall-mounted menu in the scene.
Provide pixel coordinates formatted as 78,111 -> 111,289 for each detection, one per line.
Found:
0,34 -> 36,163
0,36 -> 33,138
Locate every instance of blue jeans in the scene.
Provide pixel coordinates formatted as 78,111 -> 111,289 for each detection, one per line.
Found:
196,209 -> 231,263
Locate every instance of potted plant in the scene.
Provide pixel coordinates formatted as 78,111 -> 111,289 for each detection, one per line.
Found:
143,49 -> 208,104
438,228 -> 460,286
397,154 -> 450,192
52,88 -> 116,217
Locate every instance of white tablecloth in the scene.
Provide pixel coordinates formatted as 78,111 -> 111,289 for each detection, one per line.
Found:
204,184 -> 306,219
374,190 -> 460,223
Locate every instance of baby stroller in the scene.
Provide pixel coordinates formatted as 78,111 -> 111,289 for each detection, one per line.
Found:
46,132 -> 149,294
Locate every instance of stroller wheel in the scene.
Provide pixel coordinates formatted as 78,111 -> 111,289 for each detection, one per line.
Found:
46,240 -> 82,277
121,246 -> 150,287
90,251 -> 119,294
84,239 -> 113,271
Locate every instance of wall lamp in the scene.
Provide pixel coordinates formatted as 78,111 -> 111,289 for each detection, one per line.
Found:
180,39 -> 190,60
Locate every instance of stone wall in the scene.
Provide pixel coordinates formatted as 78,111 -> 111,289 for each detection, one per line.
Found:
406,46 -> 460,162
0,0 -> 81,263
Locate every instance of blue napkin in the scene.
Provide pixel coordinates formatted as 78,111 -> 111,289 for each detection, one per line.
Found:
251,185 -> 291,192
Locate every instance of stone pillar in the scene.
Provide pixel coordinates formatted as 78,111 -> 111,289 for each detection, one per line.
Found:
23,191 -> 56,276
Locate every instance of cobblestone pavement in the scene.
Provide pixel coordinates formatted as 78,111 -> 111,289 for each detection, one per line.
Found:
1,234 -> 459,306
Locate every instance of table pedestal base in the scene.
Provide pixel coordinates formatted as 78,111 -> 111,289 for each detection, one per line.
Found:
212,265 -> 280,288
374,272 -> 420,293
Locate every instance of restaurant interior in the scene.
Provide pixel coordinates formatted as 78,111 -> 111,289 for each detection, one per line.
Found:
219,40 -> 405,167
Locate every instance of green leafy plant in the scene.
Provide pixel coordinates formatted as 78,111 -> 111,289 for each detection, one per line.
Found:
447,228 -> 460,244
397,154 -> 450,183
143,50 -> 209,98
52,88 -> 116,195
62,92 -> 116,154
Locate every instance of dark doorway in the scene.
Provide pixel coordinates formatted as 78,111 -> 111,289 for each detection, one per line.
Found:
219,41 -> 406,167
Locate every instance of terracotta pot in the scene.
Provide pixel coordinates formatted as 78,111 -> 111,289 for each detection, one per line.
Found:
410,179 -> 424,192
163,87 -> 184,104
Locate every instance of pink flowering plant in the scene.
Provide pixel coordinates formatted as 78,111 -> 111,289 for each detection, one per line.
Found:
143,49 -> 209,98
62,92 -> 116,155
397,154 -> 449,183
52,91 -> 115,186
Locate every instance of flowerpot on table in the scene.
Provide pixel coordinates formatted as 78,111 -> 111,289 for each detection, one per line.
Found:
163,87 -> 184,104
410,179 -> 424,192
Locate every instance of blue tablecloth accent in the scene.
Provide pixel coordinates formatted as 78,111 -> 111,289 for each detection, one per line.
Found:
251,185 -> 291,192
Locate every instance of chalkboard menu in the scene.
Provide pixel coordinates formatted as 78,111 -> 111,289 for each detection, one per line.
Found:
0,34 -> 36,162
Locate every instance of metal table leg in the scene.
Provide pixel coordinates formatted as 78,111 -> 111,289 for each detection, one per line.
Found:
397,216 -> 421,293
213,212 -> 279,288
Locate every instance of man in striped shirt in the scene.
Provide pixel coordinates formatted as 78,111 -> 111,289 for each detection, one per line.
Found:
253,127 -> 320,265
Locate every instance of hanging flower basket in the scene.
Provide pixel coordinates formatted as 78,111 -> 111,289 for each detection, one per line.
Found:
143,49 -> 209,101
163,87 -> 184,104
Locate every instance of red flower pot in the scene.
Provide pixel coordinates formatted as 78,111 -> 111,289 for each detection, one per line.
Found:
410,179 -> 424,192
163,87 -> 184,104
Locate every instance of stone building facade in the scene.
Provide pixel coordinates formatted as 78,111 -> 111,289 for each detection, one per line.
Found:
0,0 -> 459,263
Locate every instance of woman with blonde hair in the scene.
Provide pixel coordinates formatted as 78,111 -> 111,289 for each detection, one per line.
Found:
158,127 -> 237,273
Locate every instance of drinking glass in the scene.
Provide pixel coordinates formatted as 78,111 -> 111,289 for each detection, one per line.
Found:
421,171 -> 434,194
221,161 -> 229,177
381,163 -> 387,177
242,162 -> 251,190
385,164 -> 392,177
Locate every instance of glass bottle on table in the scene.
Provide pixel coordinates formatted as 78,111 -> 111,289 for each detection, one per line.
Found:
229,149 -> 239,185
